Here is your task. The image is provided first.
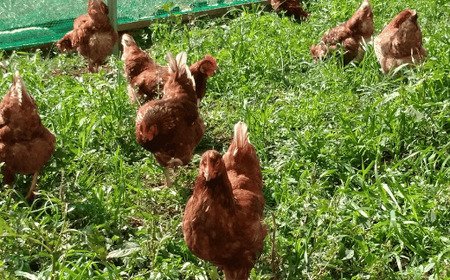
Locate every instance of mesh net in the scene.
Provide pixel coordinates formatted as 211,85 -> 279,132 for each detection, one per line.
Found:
0,0 -> 263,50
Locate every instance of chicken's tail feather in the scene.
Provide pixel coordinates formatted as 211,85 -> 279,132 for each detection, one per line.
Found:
233,121 -> 249,151
361,0 -> 371,8
121,33 -> 136,47
225,121 -> 263,192
176,52 -> 187,69
359,0 -> 372,13
409,9 -> 418,21
167,51 -> 196,91
11,71 -> 31,106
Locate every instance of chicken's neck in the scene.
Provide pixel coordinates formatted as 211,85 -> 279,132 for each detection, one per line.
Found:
192,72 -> 207,100
202,174 -> 236,209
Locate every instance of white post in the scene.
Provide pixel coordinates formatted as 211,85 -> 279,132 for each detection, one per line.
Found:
107,0 -> 119,56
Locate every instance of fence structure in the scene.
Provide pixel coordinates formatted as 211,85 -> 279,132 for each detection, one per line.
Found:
0,0 -> 267,50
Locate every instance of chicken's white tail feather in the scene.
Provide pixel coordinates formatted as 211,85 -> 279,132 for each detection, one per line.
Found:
360,0 -> 370,8
234,121 -> 249,151
176,52 -> 196,90
167,51 -> 196,91
175,52 -> 187,67
167,52 -> 176,72
121,33 -> 135,46
359,0 -> 372,12
12,71 -> 24,105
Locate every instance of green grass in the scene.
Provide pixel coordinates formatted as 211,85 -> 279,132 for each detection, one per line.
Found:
1,0 -> 449,279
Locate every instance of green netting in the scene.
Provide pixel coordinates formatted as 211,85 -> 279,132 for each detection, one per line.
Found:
0,0 -> 263,50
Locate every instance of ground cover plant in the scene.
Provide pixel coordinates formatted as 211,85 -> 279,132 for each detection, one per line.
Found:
0,0 -> 449,279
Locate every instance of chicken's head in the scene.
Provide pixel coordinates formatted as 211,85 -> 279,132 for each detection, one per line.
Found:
138,123 -> 157,143
310,44 -> 327,60
199,150 -> 226,182
56,34 -> 73,52
89,0 -> 109,15
199,55 -> 219,77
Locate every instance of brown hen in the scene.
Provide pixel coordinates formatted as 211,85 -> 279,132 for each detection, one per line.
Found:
183,122 -> 266,280
122,34 -> 218,104
0,72 -> 55,200
271,0 -> 310,20
121,34 -> 169,103
57,0 -> 118,72
374,9 -> 427,74
135,52 -> 205,186
310,0 -> 373,64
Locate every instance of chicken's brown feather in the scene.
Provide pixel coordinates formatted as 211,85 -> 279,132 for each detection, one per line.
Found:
374,9 -> 426,74
310,0 -> 373,64
183,122 -> 266,280
57,0 -> 118,72
271,0 -> 309,20
122,36 -> 217,104
0,73 -> 55,194
135,52 -> 205,170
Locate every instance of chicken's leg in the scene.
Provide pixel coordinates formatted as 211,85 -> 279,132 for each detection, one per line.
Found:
164,168 -> 173,187
88,60 -> 99,73
164,158 -> 183,187
2,165 -> 15,185
25,172 -> 38,201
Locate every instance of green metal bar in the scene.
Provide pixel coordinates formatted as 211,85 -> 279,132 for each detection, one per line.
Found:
107,0 -> 119,56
